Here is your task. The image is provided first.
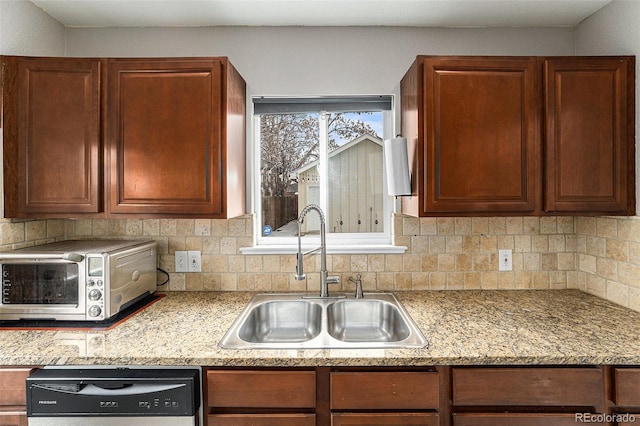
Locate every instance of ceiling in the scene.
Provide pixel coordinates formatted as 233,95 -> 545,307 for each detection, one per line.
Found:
30,0 -> 612,28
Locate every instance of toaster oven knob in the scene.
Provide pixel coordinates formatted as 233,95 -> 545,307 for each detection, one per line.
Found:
88,305 -> 102,318
88,289 -> 102,301
87,280 -> 95,287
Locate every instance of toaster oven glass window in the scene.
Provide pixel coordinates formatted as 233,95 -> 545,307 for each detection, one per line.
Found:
1,264 -> 79,305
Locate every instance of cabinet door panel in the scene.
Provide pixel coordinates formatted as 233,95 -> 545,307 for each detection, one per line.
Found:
0,368 -> 32,406
453,367 -> 603,408
615,368 -> 640,406
15,58 -> 101,215
207,370 -> 316,408
330,371 -> 439,410
453,413 -> 599,426
0,412 -> 27,426
208,414 -> 315,426
332,412 -> 438,425
422,57 -> 539,214
544,57 -> 634,214
108,59 -> 223,215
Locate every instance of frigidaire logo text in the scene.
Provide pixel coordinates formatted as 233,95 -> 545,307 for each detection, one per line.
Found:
38,400 -> 57,405
100,401 -> 118,408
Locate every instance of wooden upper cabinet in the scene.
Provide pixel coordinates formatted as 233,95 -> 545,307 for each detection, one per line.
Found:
544,57 -> 635,215
401,56 -> 540,216
107,58 -> 246,217
3,56 -> 102,217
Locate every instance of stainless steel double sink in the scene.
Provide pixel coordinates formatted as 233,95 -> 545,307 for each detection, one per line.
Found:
219,293 -> 428,349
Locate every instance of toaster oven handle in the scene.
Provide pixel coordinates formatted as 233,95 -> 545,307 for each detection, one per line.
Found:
62,252 -> 84,262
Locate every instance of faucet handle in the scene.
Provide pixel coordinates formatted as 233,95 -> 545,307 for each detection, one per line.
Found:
326,275 -> 340,285
348,274 -> 363,299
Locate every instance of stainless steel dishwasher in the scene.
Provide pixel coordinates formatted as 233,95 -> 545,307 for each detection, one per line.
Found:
26,367 -> 200,426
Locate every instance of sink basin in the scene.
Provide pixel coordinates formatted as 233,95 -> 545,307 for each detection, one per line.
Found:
219,293 -> 427,349
327,300 -> 410,342
238,300 -> 322,343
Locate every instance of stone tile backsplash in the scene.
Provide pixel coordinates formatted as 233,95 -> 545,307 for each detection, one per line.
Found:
0,214 -> 638,312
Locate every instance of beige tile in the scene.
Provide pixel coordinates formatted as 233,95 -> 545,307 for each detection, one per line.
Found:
125,219 -> 143,236
368,254 -> 385,272
262,255 -> 281,272
596,217 -> 618,238
446,272 -> 464,289
47,220 -> 65,238
558,253 -> 575,271
438,254 -> 455,271
411,272 -> 429,290
629,287 -> 640,312
549,271 -> 567,289
143,219 -> 160,236
430,272 -> 447,290
531,235 -> 549,253
473,253 -> 491,271
220,237 -> 237,255
488,217 -> 507,235
618,218 -> 640,243
586,273 -> 606,298
228,255 -> 246,273
514,235 -> 531,252
576,216 -> 597,236
420,218 -> 438,235
186,273 -> 204,291
92,219 -> 109,236
168,237 -> 186,253
548,235 -> 566,253
480,235 -> 497,253
463,236 -> 481,253
464,272 -> 482,289
506,217 -> 523,234
606,239 -> 628,262
557,217 -> 575,234
455,218 -> 472,235
541,253 -> 558,270
532,271 -> 549,289
456,254 -> 473,271
630,242 -> 640,265
472,217 -> 489,235
193,219 -> 212,236
578,254 -> 596,274
497,272 -> 515,289
619,262 -> 640,287
271,273 -> 289,291
595,259 -> 620,282
586,236 -> 606,257
203,273 -> 221,291
481,272 -> 498,289
377,273 -> 395,290
606,280 -> 629,307
238,273 -> 255,291
351,255 -> 368,272
403,216 -> 420,236
221,274 -> 238,291
411,235 -> 429,254
403,254 -> 421,272
25,221 -> 47,241
169,273 -> 186,291
523,217 -> 540,234
515,271 -> 532,289
176,220 -> 195,236
394,273 -> 412,290
421,254 -> 438,272
540,217 -> 557,234
446,235 -> 463,253
211,220 -> 229,236
496,235 -> 515,251
159,219 -> 177,236
437,218 -> 455,234
523,253 -> 540,271
185,236 -> 203,251
385,254 -> 403,272
429,236 -> 446,254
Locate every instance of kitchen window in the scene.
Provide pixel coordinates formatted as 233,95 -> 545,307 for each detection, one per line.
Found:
245,96 -> 403,254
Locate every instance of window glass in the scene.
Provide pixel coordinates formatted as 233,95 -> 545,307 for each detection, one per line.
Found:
255,96 -> 391,244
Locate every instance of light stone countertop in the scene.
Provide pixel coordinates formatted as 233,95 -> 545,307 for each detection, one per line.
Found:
1,290 -> 640,367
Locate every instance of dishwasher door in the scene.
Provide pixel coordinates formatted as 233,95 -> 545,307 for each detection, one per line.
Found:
26,368 -> 200,426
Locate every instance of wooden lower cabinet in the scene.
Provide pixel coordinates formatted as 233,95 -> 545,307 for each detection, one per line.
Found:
0,368 -> 33,426
453,413 -> 598,426
332,413 -> 439,425
208,414 -> 316,426
0,412 -> 27,426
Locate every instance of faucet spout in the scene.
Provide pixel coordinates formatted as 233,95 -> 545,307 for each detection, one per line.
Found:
296,204 -> 338,297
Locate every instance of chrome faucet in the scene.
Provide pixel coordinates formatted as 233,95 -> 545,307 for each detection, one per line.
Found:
348,274 -> 364,299
295,204 -> 340,297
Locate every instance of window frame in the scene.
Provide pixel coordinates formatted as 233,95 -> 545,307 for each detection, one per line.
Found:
245,95 -> 404,254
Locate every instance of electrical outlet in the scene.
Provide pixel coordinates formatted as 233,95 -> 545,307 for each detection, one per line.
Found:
499,249 -> 512,271
175,251 -> 188,272
188,251 -> 202,273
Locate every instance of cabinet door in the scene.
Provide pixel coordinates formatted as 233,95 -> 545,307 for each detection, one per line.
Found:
208,414 -> 316,426
453,413 -> 600,426
614,368 -> 640,406
332,413 -> 438,425
5,57 -> 102,216
0,413 -> 27,426
414,57 -> 539,215
108,58 -> 224,215
544,57 -> 635,214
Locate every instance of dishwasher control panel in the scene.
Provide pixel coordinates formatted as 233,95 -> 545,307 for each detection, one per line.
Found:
26,368 -> 200,417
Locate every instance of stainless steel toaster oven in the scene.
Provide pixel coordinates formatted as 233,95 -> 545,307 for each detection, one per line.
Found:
0,239 -> 157,321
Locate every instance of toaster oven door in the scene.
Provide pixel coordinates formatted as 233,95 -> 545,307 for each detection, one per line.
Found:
0,261 -> 84,319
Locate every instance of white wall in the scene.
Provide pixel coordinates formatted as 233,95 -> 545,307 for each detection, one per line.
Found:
576,0 -> 640,214
0,0 -> 65,55
65,26 -> 574,96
